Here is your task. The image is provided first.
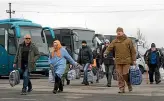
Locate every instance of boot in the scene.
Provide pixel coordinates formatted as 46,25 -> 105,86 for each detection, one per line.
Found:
118,89 -> 125,93
53,83 -> 58,94
59,80 -> 63,92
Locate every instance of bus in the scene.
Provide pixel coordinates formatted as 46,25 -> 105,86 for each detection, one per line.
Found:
0,18 -> 55,77
104,34 -> 146,74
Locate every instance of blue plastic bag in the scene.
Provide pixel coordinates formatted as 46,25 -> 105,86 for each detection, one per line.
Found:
129,65 -> 142,85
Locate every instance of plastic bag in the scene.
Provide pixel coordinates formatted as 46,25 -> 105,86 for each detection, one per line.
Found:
9,70 -> 20,87
49,70 -> 55,83
67,69 -> 76,80
159,67 -> 164,80
129,65 -> 142,85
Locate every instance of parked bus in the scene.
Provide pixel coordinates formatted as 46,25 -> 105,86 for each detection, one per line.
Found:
0,18 -> 55,77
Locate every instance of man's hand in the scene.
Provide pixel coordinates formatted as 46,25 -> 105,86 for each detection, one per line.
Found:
104,54 -> 107,58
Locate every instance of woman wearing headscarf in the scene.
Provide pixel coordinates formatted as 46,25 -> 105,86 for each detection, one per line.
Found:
49,40 -> 77,94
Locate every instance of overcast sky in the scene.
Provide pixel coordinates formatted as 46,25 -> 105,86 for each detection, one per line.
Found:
0,0 -> 164,47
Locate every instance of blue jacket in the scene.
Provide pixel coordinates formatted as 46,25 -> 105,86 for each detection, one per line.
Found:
49,47 -> 76,78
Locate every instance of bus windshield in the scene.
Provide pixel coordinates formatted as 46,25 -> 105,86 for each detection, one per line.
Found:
19,27 -> 49,55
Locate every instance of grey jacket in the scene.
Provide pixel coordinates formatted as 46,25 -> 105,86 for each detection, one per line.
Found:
14,42 -> 40,72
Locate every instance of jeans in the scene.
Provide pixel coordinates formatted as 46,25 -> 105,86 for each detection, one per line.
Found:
83,63 -> 90,83
21,64 -> 32,91
105,64 -> 114,85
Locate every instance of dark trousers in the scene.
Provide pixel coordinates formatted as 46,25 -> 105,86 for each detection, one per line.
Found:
148,64 -> 160,83
21,63 -> 32,91
54,73 -> 63,91
96,59 -> 101,82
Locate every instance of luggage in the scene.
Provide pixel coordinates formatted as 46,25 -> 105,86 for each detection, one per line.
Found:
49,70 -> 55,83
159,67 -> 164,80
9,70 -> 20,87
129,65 -> 142,85
67,69 -> 76,80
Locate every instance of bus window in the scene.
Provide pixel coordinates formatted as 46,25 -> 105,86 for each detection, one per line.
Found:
8,37 -> 17,54
0,28 -> 5,47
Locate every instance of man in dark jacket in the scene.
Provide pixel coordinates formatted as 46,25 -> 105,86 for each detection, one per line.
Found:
13,34 -> 40,95
78,40 -> 93,85
101,39 -> 115,87
61,43 -> 73,86
144,43 -> 163,84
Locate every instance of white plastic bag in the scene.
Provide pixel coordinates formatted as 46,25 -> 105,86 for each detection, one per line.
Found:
9,70 -> 20,87
67,69 -> 76,80
49,70 -> 55,83
159,67 -> 164,80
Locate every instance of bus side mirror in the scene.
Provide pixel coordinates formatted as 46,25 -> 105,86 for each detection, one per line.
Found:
75,35 -> 79,42
73,32 -> 79,42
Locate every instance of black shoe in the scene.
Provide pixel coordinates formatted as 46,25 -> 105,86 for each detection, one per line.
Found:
21,89 -> 27,95
58,89 -> 63,93
150,82 -> 153,84
96,80 -> 99,83
107,84 -> 111,87
53,90 -> 57,94
67,80 -> 70,85
81,82 -> 84,84
85,82 -> 89,85
156,80 -> 161,84
27,88 -> 33,93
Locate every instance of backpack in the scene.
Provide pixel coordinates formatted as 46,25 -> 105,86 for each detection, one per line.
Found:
9,70 -> 20,87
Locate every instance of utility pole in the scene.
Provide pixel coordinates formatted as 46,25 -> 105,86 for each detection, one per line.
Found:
6,3 -> 15,19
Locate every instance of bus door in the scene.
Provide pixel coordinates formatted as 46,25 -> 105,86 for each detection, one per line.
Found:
61,35 -> 73,53
0,28 -> 9,76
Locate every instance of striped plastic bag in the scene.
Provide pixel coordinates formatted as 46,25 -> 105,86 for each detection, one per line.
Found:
129,65 -> 142,85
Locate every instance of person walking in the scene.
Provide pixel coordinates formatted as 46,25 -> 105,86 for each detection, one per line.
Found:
13,34 -> 40,95
61,43 -> 73,86
92,47 -> 102,83
101,39 -> 115,87
78,40 -> 93,85
49,40 -> 77,94
104,27 -> 136,93
144,43 -> 163,84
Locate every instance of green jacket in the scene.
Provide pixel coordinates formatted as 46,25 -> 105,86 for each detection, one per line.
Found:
14,42 -> 40,72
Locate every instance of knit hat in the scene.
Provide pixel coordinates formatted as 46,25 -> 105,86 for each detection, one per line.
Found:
116,27 -> 124,32
82,40 -> 87,44
105,39 -> 110,43
151,43 -> 156,48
